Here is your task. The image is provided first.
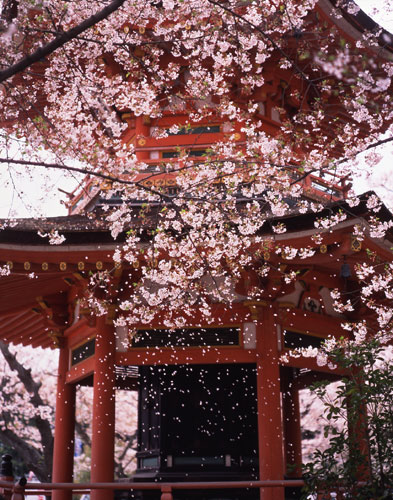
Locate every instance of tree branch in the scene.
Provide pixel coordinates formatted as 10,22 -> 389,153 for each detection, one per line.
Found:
0,427 -> 45,479
0,0 -> 126,84
205,0 -> 316,90
0,157 -> 134,184
334,136 -> 393,167
0,156 -> 175,202
347,135 -> 393,157
0,340 -> 41,395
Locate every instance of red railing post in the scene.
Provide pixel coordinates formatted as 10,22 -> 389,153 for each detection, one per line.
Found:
160,485 -> 173,500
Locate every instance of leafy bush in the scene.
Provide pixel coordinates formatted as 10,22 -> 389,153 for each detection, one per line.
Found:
301,338 -> 393,500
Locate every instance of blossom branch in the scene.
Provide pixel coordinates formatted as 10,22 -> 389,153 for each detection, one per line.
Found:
205,0 -> 317,90
0,0 -> 126,83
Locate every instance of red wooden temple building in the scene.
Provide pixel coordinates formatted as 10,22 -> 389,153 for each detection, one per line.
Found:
0,1 -> 392,499
1,192 -> 393,500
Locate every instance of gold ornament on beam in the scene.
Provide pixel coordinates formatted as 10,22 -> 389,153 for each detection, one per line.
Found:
351,237 -> 362,252
24,262 -> 31,270
59,262 -> 67,271
42,262 -> 49,271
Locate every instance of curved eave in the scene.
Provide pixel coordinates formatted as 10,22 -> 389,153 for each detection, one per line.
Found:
0,309 -> 54,349
318,0 -> 393,57
0,195 -> 392,349
0,216 -> 120,349
0,272 -> 71,349
0,240 -> 119,349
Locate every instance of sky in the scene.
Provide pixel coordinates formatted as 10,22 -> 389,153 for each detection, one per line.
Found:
356,0 -> 393,32
0,161 -> 82,219
351,138 -> 393,207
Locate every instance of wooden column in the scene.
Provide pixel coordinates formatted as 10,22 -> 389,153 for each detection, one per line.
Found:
90,314 -> 116,500
52,343 -> 76,500
282,369 -> 302,477
135,115 -> 150,160
253,303 -> 285,500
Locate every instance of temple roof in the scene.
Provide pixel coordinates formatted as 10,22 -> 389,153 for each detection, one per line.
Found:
0,192 -> 392,349
1,191 -> 392,239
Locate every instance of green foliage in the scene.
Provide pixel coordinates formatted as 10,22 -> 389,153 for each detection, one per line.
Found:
301,337 -> 393,500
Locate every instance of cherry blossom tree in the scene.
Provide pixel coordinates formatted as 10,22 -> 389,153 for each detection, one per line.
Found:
0,342 -> 137,481
0,341 -> 56,481
0,2 -> 393,496
0,0 -> 392,376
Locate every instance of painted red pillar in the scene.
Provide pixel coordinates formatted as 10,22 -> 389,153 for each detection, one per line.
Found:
52,342 -> 76,500
90,314 -> 116,500
254,303 -> 285,500
282,369 -> 302,477
135,115 -> 150,160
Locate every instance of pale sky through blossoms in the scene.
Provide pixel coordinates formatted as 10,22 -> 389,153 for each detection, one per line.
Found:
0,160 -> 82,218
351,141 -> 393,207
342,0 -> 393,204
356,0 -> 393,33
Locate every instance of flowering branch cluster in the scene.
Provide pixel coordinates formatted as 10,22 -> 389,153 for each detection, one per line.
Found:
0,0 -> 392,335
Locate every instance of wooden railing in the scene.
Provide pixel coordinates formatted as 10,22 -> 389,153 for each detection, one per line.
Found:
0,478 -> 305,499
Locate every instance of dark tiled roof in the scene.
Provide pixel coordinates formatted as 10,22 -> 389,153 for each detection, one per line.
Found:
0,192 -> 391,245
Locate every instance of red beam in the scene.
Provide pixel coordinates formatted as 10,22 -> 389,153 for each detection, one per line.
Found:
0,310 -> 29,328
5,325 -> 46,346
0,248 -> 115,264
115,347 -> 256,366
66,356 -> 95,384
0,313 -> 42,333
3,480 -> 305,491
65,318 -> 97,349
31,333 -> 57,349
122,303 -> 251,328
3,318 -> 44,341
280,308 -> 346,338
